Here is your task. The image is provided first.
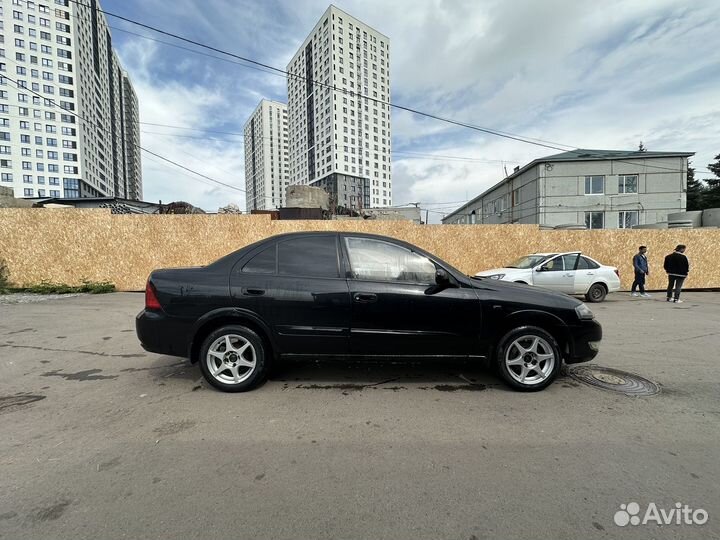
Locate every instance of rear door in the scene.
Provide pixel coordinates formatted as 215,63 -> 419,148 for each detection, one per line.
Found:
342,236 -> 482,357
574,255 -> 601,294
231,235 -> 351,356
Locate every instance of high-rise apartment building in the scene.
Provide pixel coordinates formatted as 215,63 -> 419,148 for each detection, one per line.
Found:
0,0 -> 142,200
243,99 -> 288,211
287,5 -> 391,210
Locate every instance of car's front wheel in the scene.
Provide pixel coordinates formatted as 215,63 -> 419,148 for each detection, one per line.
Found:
495,326 -> 561,391
199,325 -> 268,392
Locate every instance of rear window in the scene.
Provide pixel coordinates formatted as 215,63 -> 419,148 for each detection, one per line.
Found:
242,245 -> 276,274
577,256 -> 600,270
278,236 -> 339,278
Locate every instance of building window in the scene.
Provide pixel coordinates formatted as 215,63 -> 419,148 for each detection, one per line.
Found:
618,174 -> 638,194
584,175 -> 604,195
618,211 -> 639,229
584,211 -> 604,230
24,188 -> 33,196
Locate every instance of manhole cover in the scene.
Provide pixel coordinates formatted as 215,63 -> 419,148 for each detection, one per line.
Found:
567,366 -> 659,396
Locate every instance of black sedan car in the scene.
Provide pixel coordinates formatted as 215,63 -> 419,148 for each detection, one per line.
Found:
136,232 -> 601,392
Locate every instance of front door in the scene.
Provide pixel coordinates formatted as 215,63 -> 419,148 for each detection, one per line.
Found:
533,253 -> 578,293
342,236 -> 482,358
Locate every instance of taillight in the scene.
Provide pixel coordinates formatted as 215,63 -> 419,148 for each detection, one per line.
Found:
145,280 -> 162,310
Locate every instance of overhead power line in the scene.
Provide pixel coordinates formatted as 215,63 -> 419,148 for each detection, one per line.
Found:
139,129 -> 524,165
65,0 -> 579,153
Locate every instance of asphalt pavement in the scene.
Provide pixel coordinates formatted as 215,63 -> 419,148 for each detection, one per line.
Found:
1,292 -> 718,540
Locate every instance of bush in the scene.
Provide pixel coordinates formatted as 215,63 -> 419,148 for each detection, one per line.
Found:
14,279 -> 116,295
0,258 -> 9,293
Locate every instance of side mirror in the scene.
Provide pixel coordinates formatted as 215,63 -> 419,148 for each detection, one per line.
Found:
426,268 -> 454,295
536,266 -> 546,272
435,268 -> 450,284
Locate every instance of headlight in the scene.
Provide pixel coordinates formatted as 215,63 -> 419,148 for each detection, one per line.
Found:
488,273 -> 505,280
575,303 -> 595,320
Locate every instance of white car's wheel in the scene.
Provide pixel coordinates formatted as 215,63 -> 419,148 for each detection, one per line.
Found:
585,283 -> 607,303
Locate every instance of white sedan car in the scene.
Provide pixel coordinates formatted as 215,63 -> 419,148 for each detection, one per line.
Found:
475,252 -> 621,302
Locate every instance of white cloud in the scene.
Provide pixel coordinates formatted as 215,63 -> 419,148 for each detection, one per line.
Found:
116,40 -> 246,211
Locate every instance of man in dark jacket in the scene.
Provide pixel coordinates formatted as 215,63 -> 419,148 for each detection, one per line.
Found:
664,245 -> 689,303
631,245 -> 650,297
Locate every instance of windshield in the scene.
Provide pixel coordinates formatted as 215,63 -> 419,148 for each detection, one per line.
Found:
507,255 -> 553,269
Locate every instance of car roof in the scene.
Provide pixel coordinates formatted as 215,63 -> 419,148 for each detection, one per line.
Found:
528,251 -> 581,256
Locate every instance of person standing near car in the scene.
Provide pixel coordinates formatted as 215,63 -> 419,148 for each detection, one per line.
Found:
664,245 -> 689,303
631,245 -> 650,298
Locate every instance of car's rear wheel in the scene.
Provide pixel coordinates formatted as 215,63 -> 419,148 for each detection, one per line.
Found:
585,283 -> 607,303
495,326 -> 561,391
199,325 -> 268,392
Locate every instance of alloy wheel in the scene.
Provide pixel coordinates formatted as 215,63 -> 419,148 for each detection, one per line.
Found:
504,335 -> 556,385
205,334 -> 257,385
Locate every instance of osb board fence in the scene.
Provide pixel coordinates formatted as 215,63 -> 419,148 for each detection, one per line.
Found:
1,208 -> 719,292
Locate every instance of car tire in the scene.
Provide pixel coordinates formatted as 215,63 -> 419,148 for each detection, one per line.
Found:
495,326 -> 561,391
585,283 -> 607,303
199,325 -> 268,392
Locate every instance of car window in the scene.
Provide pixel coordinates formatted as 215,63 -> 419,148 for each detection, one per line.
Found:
345,237 -> 436,283
578,256 -> 600,269
242,245 -> 276,274
562,254 -> 579,271
509,255 -> 552,269
278,236 -> 339,278
542,257 -> 564,272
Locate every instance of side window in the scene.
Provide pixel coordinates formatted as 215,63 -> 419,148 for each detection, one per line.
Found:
242,245 -> 276,274
578,256 -> 600,270
345,237 -> 436,283
278,236 -> 339,278
542,256 -> 564,272
561,254 -> 579,271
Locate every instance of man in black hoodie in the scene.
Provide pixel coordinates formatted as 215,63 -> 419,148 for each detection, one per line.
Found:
663,245 -> 689,303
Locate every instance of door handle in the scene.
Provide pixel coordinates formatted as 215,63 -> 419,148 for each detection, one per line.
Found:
586,272 -> 595,276
353,293 -> 378,304
242,288 -> 265,296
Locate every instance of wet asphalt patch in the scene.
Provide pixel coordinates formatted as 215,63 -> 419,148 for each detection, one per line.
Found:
0,394 -> 46,414
41,369 -> 118,382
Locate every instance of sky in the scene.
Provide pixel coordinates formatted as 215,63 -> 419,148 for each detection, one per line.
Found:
102,0 -> 720,221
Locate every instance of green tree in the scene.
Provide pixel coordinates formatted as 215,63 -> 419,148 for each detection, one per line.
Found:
686,163 -> 706,211
638,141 -> 647,152
703,154 -> 720,209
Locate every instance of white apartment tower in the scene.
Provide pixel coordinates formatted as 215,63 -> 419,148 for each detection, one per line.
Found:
243,99 -> 288,211
0,0 -> 142,199
287,5 -> 391,210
